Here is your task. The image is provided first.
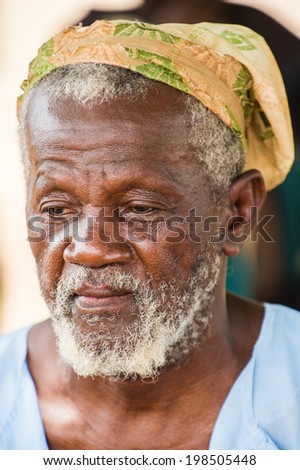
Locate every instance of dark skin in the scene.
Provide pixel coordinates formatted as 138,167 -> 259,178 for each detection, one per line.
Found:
25,82 -> 266,450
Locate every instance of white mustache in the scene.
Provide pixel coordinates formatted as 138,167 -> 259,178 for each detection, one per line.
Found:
51,266 -> 149,317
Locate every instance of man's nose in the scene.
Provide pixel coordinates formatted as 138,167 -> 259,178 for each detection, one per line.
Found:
63,214 -> 132,268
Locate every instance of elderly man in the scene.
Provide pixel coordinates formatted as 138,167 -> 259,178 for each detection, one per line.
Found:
0,20 -> 299,450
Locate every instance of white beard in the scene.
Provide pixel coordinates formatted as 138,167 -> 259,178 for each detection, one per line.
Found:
47,246 -> 222,381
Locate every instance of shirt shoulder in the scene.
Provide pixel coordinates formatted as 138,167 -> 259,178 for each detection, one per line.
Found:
210,303 -> 300,450
0,327 -> 31,428
0,326 -> 48,449
251,303 -> 300,449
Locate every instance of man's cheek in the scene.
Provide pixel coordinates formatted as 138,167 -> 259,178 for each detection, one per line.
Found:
33,237 -> 70,302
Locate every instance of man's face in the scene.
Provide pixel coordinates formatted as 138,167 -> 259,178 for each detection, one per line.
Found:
25,82 -> 223,380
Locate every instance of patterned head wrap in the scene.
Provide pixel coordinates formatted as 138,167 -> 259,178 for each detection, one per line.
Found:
17,20 -> 294,190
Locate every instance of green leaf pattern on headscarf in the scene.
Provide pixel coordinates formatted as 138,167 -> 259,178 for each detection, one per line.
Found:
232,66 -> 254,119
220,30 -> 257,51
21,39 -> 56,93
114,22 -> 181,45
124,47 -> 188,93
225,105 -> 247,149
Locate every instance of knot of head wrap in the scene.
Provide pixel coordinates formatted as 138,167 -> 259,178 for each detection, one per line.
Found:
17,20 -> 294,190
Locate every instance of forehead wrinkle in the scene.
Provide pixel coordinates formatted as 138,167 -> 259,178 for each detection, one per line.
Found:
26,108 -> 189,163
31,139 -> 182,159
32,158 -> 188,205
33,159 -> 84,185
31,141 -> 195,188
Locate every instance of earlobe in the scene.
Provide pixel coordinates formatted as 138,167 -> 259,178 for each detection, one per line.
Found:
222,170 -> 266,257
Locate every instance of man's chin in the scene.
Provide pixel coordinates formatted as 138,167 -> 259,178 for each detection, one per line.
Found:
51,308 -> 212,382
70,313 -> 135,344
51,316 -> 166,380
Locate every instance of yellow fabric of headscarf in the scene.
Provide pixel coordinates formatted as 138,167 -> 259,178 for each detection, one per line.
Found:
17,20 -> 294,190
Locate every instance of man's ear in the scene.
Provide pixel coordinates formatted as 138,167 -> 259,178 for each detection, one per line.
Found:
222,170 -> 266,257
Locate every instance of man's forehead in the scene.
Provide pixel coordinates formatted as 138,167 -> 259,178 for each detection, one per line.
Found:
25,82 -> 191,159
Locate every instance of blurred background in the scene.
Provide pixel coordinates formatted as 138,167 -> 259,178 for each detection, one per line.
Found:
0,0 -> 299,333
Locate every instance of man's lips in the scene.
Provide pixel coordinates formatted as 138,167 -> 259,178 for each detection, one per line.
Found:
73,286 -> 133,312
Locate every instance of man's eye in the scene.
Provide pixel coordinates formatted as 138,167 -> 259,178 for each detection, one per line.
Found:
44,207 -> 72,217
129,206 -> 156,214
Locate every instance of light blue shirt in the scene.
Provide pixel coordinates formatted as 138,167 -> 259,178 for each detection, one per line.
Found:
1,303 -> 300,449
